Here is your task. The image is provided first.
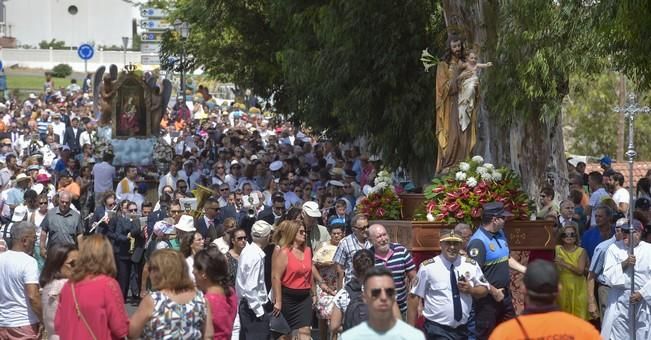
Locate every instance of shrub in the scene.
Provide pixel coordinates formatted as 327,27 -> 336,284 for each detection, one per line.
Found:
51,64 -> 73,78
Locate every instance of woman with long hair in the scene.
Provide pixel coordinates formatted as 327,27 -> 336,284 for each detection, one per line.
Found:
226,228 -> 247,286
129,249 -> 213,339
193,247 -> 239,340
40,244 -> 78,340
55,234 -> 129,339
271,220 -> 313,340
180,231 -> 205,283
555,222 -> 588,319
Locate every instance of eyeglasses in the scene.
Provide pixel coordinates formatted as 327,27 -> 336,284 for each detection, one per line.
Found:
236,236 -> 247,241
128,209 -> 138,213
220,188 -> 229,192
369,287 -> 395,299
299,230 -> 306,235
39,201 -> 48,205
170,210 -> 182,215
562,232 -> 576,238
355,224 -> 369,231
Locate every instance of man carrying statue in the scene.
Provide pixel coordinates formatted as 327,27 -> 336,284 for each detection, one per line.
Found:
435,35 -> 479,174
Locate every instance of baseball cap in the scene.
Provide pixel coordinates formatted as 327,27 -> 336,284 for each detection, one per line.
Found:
619,218 -> 643,232
523,260 -> 559,298
302,201 -> 322,218
482,202 -> 513,218
636,197 -> 651,210
269,160 -> 283,172
252,220 -> 274,238
599,155 -> 612,166
439,229 -> 463,243
12,205 -> 28,222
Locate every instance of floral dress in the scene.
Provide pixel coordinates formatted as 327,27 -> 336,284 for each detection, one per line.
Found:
315,243 -> 339,319
143,290 -> 207,339
226,251 -> 239,287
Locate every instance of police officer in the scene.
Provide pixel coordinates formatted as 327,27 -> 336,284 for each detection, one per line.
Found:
466,202 -> 526,340
408,229 -> 489,339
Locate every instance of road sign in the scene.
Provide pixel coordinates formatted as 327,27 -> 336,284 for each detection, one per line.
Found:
141,19 -> 171,30
141,8 -> 168,18
77,44 -> 94,60
140,42 -> 161,54
141,32 -> 163,42
141,54 -> 161,65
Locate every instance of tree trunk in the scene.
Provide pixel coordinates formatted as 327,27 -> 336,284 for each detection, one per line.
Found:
441,0 -> 569,200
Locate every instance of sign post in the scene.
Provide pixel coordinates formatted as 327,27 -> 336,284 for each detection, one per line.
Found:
77,43 -> 94,73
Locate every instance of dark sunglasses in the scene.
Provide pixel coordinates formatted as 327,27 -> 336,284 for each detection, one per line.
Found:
128,209 -> 138,213
355,224 -> 369,230
39,201 -> 48,205
170,210 -> 182,214
236,236 -> 247,241
561,232 -> 576,238
370,287 -> 395,299
220,188 -> 229,192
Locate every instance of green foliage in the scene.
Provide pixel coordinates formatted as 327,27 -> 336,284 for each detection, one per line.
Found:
38,39 -> 66,50
563,72 -> 651,159
51,64 -> 73,78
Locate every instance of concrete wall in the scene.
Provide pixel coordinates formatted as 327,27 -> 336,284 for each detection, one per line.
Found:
0,47 -> 142,72
6,0 -> 134,47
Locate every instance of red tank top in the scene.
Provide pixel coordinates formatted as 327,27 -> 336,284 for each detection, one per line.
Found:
281,247 -> 313,289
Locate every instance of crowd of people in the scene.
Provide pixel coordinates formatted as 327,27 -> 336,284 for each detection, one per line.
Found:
0,73 -> 647,340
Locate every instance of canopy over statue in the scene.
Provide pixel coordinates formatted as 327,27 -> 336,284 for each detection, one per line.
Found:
435,35 -> 480,174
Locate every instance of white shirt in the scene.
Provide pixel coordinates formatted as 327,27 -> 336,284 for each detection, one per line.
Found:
79,130 -> 93,147
158,172 -> 179,194
411,255 -> 489,328
601,240 -> 651,339
115,177 -> 136,202
612,187 -> 630,208
0,250 -> 40,327
92,161 -> 116,194
51,121 -> 65,144
236,242 -> 268,317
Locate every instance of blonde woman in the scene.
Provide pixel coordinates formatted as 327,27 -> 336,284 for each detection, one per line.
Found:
555,222 -> 588,319
55,234 -> 129,339
271,220 -> 313,340
129,249 -> 213,339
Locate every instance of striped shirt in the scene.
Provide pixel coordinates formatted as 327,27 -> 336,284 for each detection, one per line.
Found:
371,243 -> 416,313
37,119 -> 50,136
333,234 -> 372,285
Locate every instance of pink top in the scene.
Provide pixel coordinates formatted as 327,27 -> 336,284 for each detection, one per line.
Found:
205,288 -> 239,340
281,247 -> 313,289
55,275 -> 129,340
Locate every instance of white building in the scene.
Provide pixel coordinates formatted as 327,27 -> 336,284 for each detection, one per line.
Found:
4,0 -> 136,48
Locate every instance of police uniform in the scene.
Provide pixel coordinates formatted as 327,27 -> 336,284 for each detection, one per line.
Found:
467,207 -> 515,340
412,253 -> 489,339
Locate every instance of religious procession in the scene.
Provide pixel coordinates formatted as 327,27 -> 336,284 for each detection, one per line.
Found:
1,1 -> 650,340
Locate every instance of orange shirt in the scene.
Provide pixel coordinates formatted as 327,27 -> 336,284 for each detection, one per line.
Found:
59,182 -> 81,200
281,247 -> 313,290
489,311 -> 600,340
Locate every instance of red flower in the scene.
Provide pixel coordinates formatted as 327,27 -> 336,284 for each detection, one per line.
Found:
446,192 -> 459,200
377,208 -> 385,217
432,186 -> 445,193
471,207 -> 482,218
455,210 -> 465,219
448,202 -> 460,212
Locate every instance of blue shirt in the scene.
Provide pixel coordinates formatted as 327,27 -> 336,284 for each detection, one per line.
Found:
467,227 -> 511,289
581,226 -> 612,259
588,236 -> 616,284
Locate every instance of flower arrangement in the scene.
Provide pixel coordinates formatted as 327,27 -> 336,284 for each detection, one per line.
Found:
356,170 -> 402,220
423,155 -> 532,224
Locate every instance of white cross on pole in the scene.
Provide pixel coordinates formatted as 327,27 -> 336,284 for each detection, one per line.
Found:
613,93 -> 650,340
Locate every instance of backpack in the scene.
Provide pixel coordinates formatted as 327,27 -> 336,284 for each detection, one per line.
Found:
343,280 -> 368,331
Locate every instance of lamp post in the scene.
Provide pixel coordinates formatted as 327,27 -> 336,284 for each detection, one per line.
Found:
122,37 -> 129,66
173,19 -> 190,100
613,93 -> 650,340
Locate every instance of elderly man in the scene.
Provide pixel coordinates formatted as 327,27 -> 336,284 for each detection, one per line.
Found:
601,219 -> 651,339
236,220 -> 274,340
368,223 -> 416,316
341,267 -> 424,340
301,201 -> 330,251
40,191 -> 83,256
0,222 -> 42,338
408,229 -> 489,339
467,202 -> 526,340
334,214 -> 372,289
454,223 -> 473,256
587,219 -> 624,321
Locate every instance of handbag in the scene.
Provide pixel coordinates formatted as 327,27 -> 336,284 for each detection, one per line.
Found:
71,283 -> 98,340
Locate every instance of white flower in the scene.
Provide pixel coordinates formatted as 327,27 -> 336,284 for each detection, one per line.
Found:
466,177 -> 478,188
426,213 -> 435,222
484,163 -> 494,170
459,162 -> 470,171
480,172 -> 493,180
471,155 -> 484,163
492,171 -> 503,181
455,171 -> 467,181
476,166 -> 487,175
374,182 -> 387,192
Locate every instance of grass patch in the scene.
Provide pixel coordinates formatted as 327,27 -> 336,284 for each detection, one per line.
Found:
7,74 -> 74,91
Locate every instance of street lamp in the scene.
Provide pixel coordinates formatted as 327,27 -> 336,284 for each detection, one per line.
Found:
121,37 -> 129,66
173,19 -> 190,100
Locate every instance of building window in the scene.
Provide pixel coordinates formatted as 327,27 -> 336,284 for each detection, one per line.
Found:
68,5 -> 78,15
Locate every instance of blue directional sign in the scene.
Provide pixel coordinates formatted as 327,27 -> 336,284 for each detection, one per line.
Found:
77,44 -> 94,60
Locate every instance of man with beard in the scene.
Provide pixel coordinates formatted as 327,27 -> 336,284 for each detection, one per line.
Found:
466,202 -> 527,340
435,35 -> 476,174
610,172 -> 630,216
601,219 -> 651,339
